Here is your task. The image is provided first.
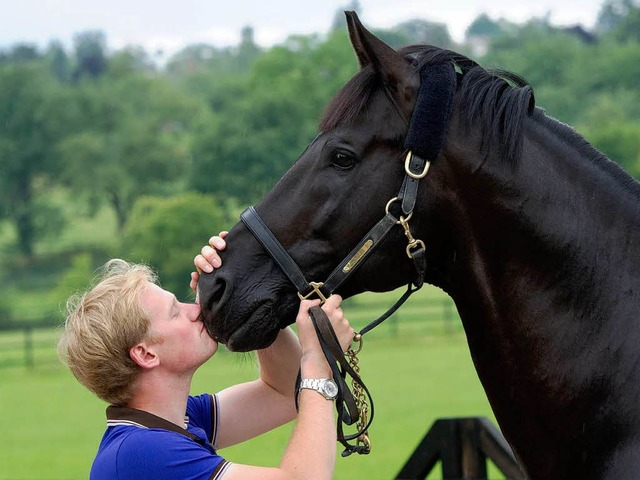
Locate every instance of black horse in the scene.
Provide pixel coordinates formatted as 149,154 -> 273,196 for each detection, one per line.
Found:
198,12 -> 640,479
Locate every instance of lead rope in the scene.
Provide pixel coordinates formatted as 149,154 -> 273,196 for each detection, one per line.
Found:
295,278 -> 423,456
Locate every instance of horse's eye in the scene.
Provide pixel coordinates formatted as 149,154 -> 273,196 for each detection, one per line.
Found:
331,152 -> 356,171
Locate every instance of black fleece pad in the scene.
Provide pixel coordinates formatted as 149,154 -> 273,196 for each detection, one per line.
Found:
404,62 -> 456,161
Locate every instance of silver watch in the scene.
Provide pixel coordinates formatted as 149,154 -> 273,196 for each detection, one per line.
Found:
299,378 -> 339,400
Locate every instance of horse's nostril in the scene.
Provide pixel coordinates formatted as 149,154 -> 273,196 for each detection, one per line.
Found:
208,278 -> 226,309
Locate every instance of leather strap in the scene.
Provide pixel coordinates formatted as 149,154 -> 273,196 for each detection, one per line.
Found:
320,213 -> 398,296
241,207 -> 312,296
294,306 -> 375,456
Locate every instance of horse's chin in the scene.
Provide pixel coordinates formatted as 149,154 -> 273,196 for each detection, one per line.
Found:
226,323 -> 279,352
222,304 -> 282,352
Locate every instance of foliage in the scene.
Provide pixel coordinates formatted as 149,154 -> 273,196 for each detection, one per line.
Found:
57,69 -> 204,230
466,13 -> 505,38
53,253 -> 96,307
187,30 -> 358,204
72,30 -> 108,80
120,193 -> 232,299
0,62 -> 71,258
0,6 -> 639,323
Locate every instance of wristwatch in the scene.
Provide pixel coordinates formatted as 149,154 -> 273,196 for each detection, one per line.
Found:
299,378 -> 339,400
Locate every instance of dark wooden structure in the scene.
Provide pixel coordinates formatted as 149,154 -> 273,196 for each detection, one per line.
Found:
396,417 -> 524,480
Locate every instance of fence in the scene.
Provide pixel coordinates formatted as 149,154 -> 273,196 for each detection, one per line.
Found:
0,294 -> 462,370
0,324 -> 61,369
343,294 -> 461,336
396,417 -> 524,480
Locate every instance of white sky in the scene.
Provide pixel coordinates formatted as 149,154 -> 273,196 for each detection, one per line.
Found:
2,0 -> 606,56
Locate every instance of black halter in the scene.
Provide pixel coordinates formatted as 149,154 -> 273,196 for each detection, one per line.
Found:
240,61 -> 456,456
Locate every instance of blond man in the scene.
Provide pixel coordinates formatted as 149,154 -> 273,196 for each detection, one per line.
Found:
59,233 -> 354,479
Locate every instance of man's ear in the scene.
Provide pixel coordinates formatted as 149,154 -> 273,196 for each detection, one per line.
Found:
130,342 -> 160,370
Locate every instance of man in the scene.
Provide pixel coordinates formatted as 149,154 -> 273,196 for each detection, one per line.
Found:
58,232 -> 354,479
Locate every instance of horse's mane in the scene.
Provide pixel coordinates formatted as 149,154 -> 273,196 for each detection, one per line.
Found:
535,111 -> 640,201
319,45 -> 535,167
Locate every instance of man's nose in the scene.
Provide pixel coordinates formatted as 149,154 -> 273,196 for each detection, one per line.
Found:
187,302 -> 201,321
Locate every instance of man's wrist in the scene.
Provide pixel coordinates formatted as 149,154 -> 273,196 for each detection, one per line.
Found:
300,352 -> 331,378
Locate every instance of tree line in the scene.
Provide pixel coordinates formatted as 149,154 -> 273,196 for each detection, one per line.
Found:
0,1 -> 639,318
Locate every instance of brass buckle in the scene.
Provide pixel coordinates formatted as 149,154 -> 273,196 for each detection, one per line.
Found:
297,281 -> 328,303
404,151 -> 430,180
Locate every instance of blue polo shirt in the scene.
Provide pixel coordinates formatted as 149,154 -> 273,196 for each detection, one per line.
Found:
90,394 -> 231,480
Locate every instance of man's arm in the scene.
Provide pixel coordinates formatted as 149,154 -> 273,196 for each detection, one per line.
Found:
193,235 -> 355,479
223,297 -> 352,480
193,233 -> 301,447
213,326 -> 301,449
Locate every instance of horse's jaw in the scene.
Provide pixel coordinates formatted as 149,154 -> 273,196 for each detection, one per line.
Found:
198,247 -> 302,352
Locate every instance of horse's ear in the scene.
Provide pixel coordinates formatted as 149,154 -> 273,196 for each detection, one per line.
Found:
345,11 -> 418,117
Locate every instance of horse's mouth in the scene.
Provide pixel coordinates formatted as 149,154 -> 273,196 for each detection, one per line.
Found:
222,303 -> 280,352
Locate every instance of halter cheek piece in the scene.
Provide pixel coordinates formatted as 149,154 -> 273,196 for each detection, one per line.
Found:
240,61 -> 456,457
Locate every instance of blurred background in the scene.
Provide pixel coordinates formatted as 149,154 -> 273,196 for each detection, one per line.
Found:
0,1 -> 638,478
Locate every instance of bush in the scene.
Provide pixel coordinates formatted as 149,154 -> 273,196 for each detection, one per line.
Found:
119,192 -> 234,299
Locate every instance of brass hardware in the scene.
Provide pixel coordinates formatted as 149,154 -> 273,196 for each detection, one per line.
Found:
343,240 -> 374,273
404,151 -> 431,180
347,338 -> 371,454
350,333 -> 363,354
385,196 -> 399,216
297,282 -> 328,303
399,215 -> 425,259
406,239 -> 426,258
357,433 -> 371,452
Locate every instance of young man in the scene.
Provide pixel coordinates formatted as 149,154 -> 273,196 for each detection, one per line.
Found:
58,233 -> 354,479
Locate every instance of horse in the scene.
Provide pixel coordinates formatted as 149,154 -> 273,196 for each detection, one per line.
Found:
198,11 -> 640,479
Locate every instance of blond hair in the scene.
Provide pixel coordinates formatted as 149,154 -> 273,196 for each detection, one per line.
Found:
58,259 -> 158,405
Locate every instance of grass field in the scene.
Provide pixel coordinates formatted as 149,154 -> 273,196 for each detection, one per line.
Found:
0,287 -> 512,480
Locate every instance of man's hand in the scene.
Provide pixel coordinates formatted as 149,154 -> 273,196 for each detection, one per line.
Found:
296,295 -> 355,378
190,231 -> 228,295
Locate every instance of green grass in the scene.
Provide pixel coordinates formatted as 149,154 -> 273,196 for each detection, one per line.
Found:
0,203 -> 508,479
0,320 -> 510,480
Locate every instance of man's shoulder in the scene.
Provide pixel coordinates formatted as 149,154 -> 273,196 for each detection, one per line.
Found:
92,424 -> 225,479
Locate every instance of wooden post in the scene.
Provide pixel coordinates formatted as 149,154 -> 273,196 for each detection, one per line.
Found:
395,417 -> 524,480
24,325 -> 34,369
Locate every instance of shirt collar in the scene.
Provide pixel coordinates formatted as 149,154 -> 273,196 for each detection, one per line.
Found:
106,405 -> 204,444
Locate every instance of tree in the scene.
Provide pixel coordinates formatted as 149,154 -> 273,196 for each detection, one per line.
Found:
45,40 -> 71,83
120,193 -> 233,300
393,19 -> 453,47
188,30 -> 357,204
58,72 -> 203,231
0,63 -> 69,258
73,30 -> 108,80
0,43 -> 40,64
595,0 -> 637,33
612,2 -> 640,41
466,14 -> 505,39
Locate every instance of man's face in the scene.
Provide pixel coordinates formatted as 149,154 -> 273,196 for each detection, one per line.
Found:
139,282 -> 218,373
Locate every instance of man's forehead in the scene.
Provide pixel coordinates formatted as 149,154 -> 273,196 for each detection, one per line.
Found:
139,283 -> 174,313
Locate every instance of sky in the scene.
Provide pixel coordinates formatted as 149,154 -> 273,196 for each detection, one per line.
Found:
3,0 -> 606,57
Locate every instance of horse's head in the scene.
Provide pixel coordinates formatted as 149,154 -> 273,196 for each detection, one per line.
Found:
198,12 -> 458,351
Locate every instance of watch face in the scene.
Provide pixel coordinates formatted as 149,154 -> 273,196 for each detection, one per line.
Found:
324,380 -> 339,398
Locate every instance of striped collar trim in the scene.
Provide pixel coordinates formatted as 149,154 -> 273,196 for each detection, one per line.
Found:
106,405 -> 202,444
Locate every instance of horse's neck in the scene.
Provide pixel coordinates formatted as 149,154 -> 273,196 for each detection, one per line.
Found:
445,111 -> 640,327
434,112 -> 640,475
